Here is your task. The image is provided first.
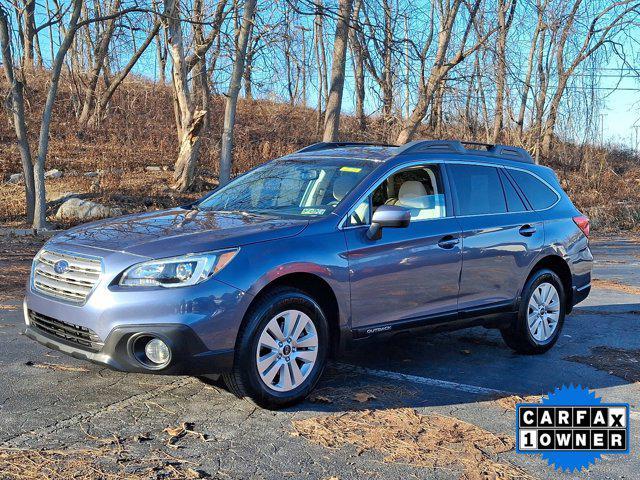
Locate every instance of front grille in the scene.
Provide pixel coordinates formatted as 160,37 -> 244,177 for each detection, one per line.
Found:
28,310 -> 103,352
32,250 -> 102,304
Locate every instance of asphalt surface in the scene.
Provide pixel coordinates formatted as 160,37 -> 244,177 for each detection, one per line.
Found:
1,235 -> 639,479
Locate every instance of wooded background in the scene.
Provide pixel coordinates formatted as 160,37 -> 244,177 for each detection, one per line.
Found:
1,0 -> 639,230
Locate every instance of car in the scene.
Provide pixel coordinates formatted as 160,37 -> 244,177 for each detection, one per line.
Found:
23,140 -> 593,408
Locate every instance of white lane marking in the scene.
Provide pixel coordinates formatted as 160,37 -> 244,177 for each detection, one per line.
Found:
334,362 -> 511,396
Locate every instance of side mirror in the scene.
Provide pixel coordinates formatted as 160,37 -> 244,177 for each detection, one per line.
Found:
366,205 -> 411,240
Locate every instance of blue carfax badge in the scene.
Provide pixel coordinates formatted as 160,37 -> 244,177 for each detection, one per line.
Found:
516,384 -> 630,472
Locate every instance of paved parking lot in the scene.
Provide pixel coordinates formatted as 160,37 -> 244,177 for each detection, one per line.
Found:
1,235 -> 639,479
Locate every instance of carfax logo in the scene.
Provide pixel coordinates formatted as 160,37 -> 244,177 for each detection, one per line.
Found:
516,385 -> 630,472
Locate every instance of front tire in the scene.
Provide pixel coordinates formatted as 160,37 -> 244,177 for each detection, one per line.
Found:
501,269 -> 566,354
223,287 -> 328,409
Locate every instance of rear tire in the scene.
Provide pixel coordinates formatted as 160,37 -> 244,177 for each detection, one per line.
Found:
501,269 -> 566,354
223,287 -> 328,409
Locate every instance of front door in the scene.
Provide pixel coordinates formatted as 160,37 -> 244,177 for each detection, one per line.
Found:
343,163 -> 462,332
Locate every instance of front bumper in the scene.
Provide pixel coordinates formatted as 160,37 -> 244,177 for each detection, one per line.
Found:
24,311 -> 234,374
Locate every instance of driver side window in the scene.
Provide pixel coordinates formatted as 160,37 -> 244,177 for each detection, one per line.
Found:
346,164 -> 447,226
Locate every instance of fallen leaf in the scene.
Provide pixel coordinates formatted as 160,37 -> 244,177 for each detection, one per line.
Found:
133,433 -> 152,442
353,392 -> 377,403
164,423 -> 188,439
309,395 -> 333,404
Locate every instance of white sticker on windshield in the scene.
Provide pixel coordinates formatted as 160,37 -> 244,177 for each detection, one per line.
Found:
301,208 -> 326,215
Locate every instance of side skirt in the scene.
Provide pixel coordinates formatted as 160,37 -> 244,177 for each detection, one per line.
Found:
349,300 -> 517,341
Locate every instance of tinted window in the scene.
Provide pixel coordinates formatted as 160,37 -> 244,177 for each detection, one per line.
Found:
508,170 -> 558,210
499,170 -> 527,212
449,165 -> 506,215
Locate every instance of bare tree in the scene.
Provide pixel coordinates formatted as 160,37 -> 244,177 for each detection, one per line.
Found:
323,0 -> 354,141
0,5 -> 35,222
164,0 -> 227,191
0,0 -> 83,229
396,0 -> 494,144
491,0 -> 516,143
540,0 -> 639,156
219,0 -> 258,185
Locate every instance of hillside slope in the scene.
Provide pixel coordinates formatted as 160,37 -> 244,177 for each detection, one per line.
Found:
1,73 -> 638,230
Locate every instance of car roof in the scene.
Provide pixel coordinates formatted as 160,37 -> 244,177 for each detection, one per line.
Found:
287,140 -> 536,166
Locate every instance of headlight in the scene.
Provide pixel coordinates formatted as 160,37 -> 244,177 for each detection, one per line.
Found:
119,249 -> 238,288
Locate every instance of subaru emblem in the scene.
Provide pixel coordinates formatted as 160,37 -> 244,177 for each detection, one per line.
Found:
53,260 -> 69,274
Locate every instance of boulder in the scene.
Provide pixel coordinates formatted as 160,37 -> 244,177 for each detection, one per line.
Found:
8,173 -> 23,184
45,169 -> 63,179
55,198 -> 122,221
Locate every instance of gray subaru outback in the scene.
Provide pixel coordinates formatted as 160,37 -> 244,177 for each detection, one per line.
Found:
24,140 -> 592,408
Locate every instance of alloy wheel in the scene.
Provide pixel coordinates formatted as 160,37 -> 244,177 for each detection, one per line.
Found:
255,309 -> 318,392
527,282 -> 560,342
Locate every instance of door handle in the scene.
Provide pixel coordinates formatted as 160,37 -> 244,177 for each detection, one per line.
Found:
519,224 -> 537,237
437,235 -> 460,249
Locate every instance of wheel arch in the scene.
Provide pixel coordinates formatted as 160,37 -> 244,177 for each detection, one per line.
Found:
524,255 -> 574,312
241,272 -> 342,354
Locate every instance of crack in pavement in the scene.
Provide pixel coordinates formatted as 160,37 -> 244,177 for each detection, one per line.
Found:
2,376 -> 197,446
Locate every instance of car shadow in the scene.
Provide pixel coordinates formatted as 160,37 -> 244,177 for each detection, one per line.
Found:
273,302 -> 640,414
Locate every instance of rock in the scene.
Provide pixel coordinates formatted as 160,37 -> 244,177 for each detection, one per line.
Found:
55,198 -> 122,221
83,171 -> 99,178
45,169 -> 63,179
145,166 -> 161,172
8,173 -> 23,184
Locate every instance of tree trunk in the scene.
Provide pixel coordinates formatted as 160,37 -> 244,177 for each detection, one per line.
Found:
0,7 -> 35,222
516,22 -> 541,139
22,0 -> 36,69
219,0 -> 257,185
314,2 -> 327,134
491,0 -> 516,143
33,0 -> 83,230
350,0 -> 365,130
323,0 -> 354,142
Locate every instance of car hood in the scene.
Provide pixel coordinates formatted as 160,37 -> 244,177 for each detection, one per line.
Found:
49,208 -> 309,258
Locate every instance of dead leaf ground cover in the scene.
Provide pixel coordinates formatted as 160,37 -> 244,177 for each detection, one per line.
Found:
0,445 -> 204,480
591,278 -> 640,296
292,408 -> 534,480
0,236 -> 43,306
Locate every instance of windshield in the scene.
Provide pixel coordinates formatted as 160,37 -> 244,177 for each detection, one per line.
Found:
198,158 -> 376,217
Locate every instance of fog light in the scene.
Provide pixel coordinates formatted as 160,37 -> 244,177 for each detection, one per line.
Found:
144,338 -> 170,365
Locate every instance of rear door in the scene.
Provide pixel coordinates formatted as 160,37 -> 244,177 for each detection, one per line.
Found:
343,163 -> 462,333
446,163 -> 544,314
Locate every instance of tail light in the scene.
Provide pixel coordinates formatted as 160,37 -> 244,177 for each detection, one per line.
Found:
573,215 -> 590,238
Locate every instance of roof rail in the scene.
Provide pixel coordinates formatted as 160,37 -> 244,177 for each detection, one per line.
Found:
396,140 -> 534,164
295,141 -> 398,153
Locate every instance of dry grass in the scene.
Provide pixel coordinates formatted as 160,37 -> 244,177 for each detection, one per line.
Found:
592,278 -> 640,296
292,408 -> 534,480
0,445 -> 204,479
24,361 -> 90,373
493,395 -> 542,412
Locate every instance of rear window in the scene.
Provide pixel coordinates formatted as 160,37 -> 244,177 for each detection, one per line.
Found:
499,170 -> 527,212
449,164 -> 506,215
508,170 -> 559,210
